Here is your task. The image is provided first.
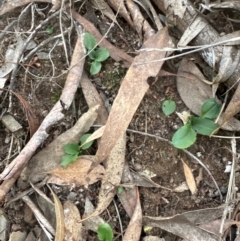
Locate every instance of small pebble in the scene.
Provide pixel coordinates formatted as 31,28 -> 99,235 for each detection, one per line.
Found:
134,163 -> 142,171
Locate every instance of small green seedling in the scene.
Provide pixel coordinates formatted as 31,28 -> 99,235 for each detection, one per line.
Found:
61,133 -> 94,167
162,98 -> 221,149
117,186 -> 124,194
46,26 -> 53,34
97,223 -> 114,241
84,33 -> 110,75
162,99 -> 176,116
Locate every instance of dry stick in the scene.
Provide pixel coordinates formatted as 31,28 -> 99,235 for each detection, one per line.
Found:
22,195 -> 55,236
0,29 -> 86,200
92,124 -> 223,202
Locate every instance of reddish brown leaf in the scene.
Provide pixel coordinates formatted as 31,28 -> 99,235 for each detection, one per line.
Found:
92,28 -> 170,169
123,189 -> 142,241
11,91 -> 39,138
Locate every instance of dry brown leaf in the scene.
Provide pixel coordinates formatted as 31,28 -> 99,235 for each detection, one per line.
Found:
48,186 -> 65,241
82,134 -> 126,221
220,83 -> 240,128
177,58 -> 213,116
143,214 -> 219,241
11,91 -> 39,138
181,159 -> 197,195
131,170 -> 172,191
164,0 -> 187,19
92,28 -> 169,169
118,163 -> 138,217
49,156 -> 105,186
178,16 -> 207,47
123,189 -> 142,241
212,46 -> 240,84
63,201 -> 82,241
84,126 -> 105,145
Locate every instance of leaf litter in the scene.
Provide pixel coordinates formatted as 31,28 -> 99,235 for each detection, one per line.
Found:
1,1 -> 239,240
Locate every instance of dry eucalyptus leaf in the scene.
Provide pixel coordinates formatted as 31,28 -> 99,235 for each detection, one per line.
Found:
84,126 -> 105,145
181,159 -> 197,195
125,0 -> 155,39
49,156 -> 105,186
131,171 -> 172,191
164,0 -> 187,19
48,186 -> 65,241
123,190 -> 142,241
143,214 -> 220,241
214,30 -> 240,46
177,57 -> 212,116
82,134 -> 126,221
178,16 -> 207,47
220,83 -> 240,128
93,28 -> 170,167
63,201 -> 82,241
209,2 -> 240,12
213,46 -> 240,84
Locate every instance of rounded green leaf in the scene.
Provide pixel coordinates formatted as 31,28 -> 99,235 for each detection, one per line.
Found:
117,186 -> 124,194
201,98 -> 221,119
80,134 -> 94,150
90,61 -> 102,75
97,223 -> 114,241
61,154 -> 78,167
84,33 -> 97,50
191,116 -> 218,136
172,124 -> 197,149
63,144 -> 80,155
46,26 -> 53,34
88,50 -> 98,60
162,100 -> 176,116
93,47 -> 110,62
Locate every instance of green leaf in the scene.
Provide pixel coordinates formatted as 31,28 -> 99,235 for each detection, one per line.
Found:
117,186 -> 124,194
97,223 -> 114,241
80,134 -> 94,150
191,116 -> 218,136
84,33 -> 97,50
172,124 -> 197,149
46,26 -> 53,34
63,144 -> 80,155
90,61 -> 102,75
201,98 -> 221,119
60,154 -> 78,167
93,47 -> 110,62
162,99 -> 176,116
88,50 -> 98,60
